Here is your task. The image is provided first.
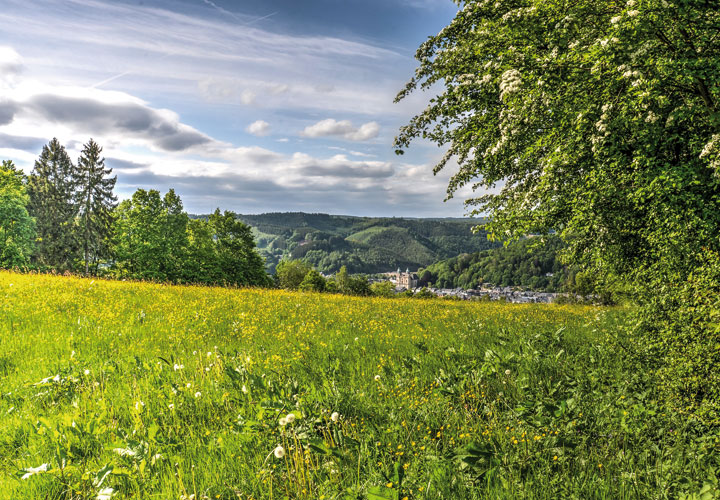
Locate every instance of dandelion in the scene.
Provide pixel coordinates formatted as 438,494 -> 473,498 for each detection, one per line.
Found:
194,391 -> 202,398
331,412 -> 340,422
374,374 -> 381,381
505,369 -> 511,376
83,369 -> 90,375
173,363 -> 184,371
186,382 -> 192,388
273,445 -> 285,458
279,417 -> 288,426
285,413 -> 296,423
241,384 -> 248,394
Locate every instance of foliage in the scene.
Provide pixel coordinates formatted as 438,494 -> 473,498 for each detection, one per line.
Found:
396,0 -> 720,421
235,212 -> 499,274
75,139 -> 117,275
0,272 -> 718,499
421,236 -> 568,291
114,193 -> 269,287
27,138 -> 79,270
370,280 -> 395,297
633,249 -> 720,426
112,189 -> 189,282
275,259 -> 312,290
299,269 -> 326,292
0,160 -> 35,267
395,0 -> 720,284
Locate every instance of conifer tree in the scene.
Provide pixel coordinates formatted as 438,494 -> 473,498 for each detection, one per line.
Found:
75,139 -> 117,274
27,138 -> 78,270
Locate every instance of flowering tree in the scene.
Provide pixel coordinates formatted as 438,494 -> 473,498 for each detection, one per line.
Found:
395,0 -> 720,285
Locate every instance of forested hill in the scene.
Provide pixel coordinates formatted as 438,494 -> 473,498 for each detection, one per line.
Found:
226,212 -> 499,274
419,236 -> 571,292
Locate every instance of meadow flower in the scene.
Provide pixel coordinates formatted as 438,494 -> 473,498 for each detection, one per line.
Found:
194,391 -> 201,398
374,375 -> 381,381
505,369 -> 511,375
173,363 -> 184,371
273,445 -> 285,458
135,401 -> 145,410
186,383 -> 192,388
285,413 -> 296,423
83,369 -> 90,375
279,417 -> 288,426
241,384 -> 248,394
331,412 -> 340,422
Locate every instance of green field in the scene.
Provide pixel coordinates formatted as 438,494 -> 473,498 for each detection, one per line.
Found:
0,272 -> 716,499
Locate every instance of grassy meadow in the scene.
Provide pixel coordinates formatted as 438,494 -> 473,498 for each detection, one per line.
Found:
0,272 -> 717,499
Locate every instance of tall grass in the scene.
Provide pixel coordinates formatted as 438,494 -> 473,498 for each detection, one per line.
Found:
0,272 -> 716,499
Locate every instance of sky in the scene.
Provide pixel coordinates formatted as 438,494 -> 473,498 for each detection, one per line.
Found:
0,0 -> 475,217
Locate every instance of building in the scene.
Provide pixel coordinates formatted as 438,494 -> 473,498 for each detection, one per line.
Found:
394,267 -> 418,289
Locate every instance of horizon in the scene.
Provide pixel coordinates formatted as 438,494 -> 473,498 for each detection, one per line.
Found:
0,0 -> 486,218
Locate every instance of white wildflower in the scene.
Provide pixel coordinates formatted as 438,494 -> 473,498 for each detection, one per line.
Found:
273,445 -> 285,459
173,363 -> 184,371
374,374 -> 381,381
285,413 -> 296,423
83,369 -> 90,376
627,10 -> 639,17
331,412 -> 340,422
194,391 -> 201,398
279,417 -> 287,426
505,369 -> 511,376
241,384 -> 248,394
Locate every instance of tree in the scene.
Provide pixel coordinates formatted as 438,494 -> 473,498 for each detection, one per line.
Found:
27,138 -> 78,270
299,269 -> 326,292
0,160 -> 35,267
395,0 -> 720,285
396,0 -> 720,420
275,260 -> 311,290
75,139 -> 117,274
112,189 -> 189,281
208,209 -> 269,287
370,280 -> 395,297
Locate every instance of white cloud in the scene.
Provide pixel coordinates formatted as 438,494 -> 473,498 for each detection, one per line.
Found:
301,119 -> 380,141
246,120 -> 270,137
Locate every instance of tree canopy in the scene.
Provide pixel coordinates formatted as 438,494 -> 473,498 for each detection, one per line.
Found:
395,0 -> 720,285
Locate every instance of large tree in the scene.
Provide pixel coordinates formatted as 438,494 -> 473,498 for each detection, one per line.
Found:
395,0 -> 720,285
0,160 -> 35,267
396,0 -> 720,419
27,138 -> 78,270
112,189 -> 189,282
75,139 -> 117,274
207,209 -> 270,287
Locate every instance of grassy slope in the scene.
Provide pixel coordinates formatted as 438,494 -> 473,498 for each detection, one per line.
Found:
0,272 -> 716,499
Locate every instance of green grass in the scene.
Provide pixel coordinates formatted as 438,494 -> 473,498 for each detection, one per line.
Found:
0,272 -> 717,499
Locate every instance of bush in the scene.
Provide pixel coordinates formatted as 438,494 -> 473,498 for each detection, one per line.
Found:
634,250 -> 720,426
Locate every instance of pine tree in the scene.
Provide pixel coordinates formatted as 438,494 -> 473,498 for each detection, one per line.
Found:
75,139 -> 117,274
27,138 -> 78,270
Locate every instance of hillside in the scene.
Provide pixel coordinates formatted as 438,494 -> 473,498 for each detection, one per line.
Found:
231,212 -> 500,273
420,235 -> 571,291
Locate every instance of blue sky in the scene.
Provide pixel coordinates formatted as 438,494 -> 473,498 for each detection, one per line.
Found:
0,0 -> 475,216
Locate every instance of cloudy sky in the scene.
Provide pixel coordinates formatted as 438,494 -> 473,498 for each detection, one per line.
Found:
0,0 -> 473,216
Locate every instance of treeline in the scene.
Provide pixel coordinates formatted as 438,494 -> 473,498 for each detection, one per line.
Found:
236,212 -> 499,274
0,138 -> 269,286
419,236 -> 571,292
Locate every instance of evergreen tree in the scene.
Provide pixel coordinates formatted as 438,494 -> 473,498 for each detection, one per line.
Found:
75,139 -> 117,274
27,138 -> 78,270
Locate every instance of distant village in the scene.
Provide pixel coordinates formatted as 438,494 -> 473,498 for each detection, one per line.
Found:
379,268 -> 560,303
